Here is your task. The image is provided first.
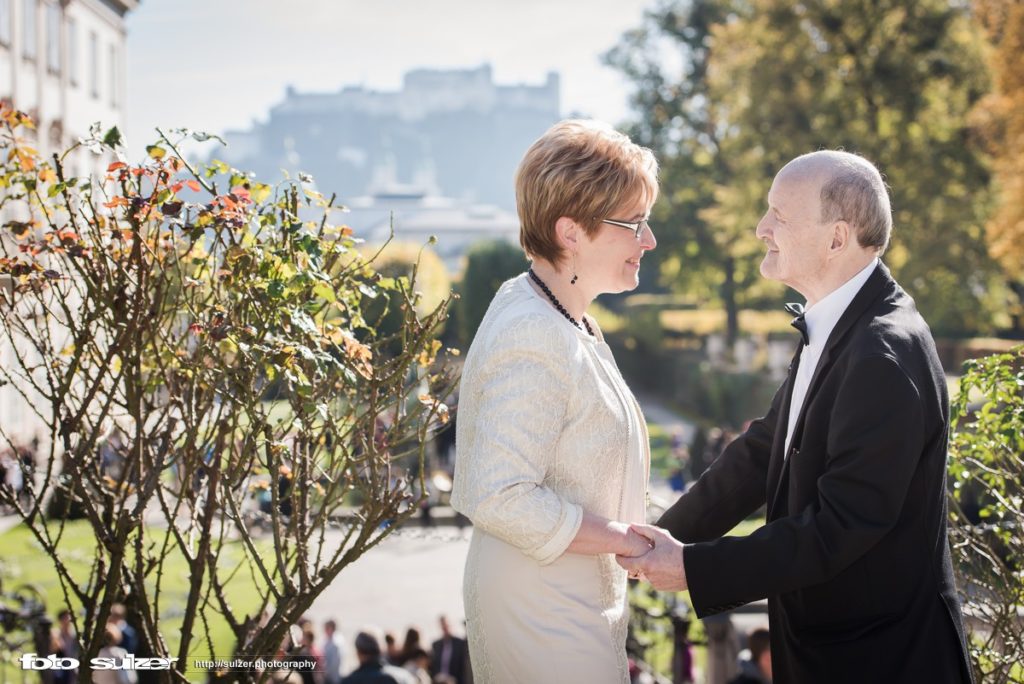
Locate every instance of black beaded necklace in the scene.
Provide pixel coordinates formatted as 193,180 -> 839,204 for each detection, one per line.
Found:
528,269 -> 595,337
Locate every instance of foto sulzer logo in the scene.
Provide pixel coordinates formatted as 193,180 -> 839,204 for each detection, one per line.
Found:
20,653 -> 178,670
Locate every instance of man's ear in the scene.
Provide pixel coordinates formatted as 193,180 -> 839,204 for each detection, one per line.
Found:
829,220 -> 850,257
555,216 -> 581,253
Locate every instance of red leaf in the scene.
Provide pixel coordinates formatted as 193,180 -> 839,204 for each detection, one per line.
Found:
185,180 -> 201,192
107,161 -> 127,172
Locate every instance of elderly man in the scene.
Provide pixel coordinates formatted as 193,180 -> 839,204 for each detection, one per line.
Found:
620,151 -> 974,683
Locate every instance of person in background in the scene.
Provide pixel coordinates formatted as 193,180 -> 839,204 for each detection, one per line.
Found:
729,628 -> 772,684
52,609 -> 80,684
341,630 -> 415,684
428,615 -> 469,684
402,648 -> 431,684
322,619 -> 345,684
297,626 -> 324,684
383,632 -> 402,665
107,604 -> 137,655
397,627 -> 423,667
93,625 -> 136,684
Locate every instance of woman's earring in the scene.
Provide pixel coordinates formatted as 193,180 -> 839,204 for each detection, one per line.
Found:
571,253 -> 578,285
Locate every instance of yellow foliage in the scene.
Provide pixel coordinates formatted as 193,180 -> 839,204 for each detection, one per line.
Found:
975,0 -> 1024,279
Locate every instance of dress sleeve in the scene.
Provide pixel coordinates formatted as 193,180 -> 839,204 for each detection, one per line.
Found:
451,313 -> 583,565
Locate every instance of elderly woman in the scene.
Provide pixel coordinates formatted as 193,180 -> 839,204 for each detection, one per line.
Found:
450,119 -> 659,683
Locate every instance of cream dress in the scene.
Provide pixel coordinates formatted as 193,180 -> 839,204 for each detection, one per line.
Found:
451,273 -> 650,684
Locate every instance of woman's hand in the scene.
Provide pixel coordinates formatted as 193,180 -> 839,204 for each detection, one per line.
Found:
617,522 -> 656,558
565,514 -> 655,559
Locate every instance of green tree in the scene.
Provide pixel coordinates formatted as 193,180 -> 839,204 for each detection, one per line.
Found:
0,105 -> 455,683
609,0 -> 1005,337
604,0 -> 765,347
706,0 -> 1002,335
457,240 -> 529,346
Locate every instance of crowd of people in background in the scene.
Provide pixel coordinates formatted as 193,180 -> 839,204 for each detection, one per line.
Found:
31,607 -> 473,684
339,615 -> 470,684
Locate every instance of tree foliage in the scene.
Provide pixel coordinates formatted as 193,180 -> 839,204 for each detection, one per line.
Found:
609,0 -> 1005,337
0,104 -> 456,682
457,240 -> 528,347
604,0 -> 763,345
973,0 -> 1024,333
949,346 -> 1024,683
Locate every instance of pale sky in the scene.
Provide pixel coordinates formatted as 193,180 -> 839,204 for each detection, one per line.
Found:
125,0 -> 655,155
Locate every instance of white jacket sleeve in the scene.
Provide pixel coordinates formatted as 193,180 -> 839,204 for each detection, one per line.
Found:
451,313 -> 583,565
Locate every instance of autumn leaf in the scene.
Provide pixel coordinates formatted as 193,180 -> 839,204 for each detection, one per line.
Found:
107,161 -> 127,172
416,339 -> 442,367
251,182 -> 272,203
102,196 -> 130,209
185,180 -> 201,193
16,149 -> 36,171
340,331 -> 374,378
146,145 -> 167,160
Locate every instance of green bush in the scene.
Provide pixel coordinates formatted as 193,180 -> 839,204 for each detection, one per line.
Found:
949,345 -> 1024,683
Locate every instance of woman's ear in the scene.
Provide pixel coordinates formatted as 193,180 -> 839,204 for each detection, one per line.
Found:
555,216 -> 580,252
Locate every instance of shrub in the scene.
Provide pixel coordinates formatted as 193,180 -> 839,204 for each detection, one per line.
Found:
0,105 -> 456,682
949,345 -> 1024,683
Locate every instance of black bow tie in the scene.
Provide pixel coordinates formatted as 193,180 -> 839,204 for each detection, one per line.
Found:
785,302 -> 809,345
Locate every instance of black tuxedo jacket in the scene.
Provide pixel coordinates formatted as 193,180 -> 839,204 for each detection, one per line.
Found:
658,263 -> 973,683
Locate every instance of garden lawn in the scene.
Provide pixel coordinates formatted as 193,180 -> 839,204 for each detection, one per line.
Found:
0,519 -> 269,682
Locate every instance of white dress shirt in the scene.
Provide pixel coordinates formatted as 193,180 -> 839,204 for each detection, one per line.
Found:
784,258 -> 879,455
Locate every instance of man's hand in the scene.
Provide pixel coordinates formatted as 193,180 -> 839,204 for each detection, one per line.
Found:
615,524 -> 688,591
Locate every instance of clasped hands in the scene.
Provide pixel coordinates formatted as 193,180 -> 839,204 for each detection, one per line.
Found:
616,524 -> 688,592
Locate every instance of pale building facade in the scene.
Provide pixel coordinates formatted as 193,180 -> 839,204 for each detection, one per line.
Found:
0,0 -> 135,445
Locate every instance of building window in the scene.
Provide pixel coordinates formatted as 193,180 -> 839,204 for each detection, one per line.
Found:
45,1 -> 58,74
22,0 -> 35,60
108,44 -> 116,106
67,17 -> 76,85
0,0 -> 11,47
89,30 -> 97,98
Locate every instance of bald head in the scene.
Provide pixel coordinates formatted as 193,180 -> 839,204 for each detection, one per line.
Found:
780,151 -> 892,253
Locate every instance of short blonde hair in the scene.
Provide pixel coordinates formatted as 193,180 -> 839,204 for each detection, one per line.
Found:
516,119 -> 658,263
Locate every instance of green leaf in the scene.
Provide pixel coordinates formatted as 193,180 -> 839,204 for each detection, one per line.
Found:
312,281 -> 336,303
146,145 -> 167,160
102,126 -> 123,148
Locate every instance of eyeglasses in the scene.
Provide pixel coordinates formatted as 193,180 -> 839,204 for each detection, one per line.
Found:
602,218 -> 651,239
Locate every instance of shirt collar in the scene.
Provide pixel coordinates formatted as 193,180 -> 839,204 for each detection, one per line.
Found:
803,258 -> 878,348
